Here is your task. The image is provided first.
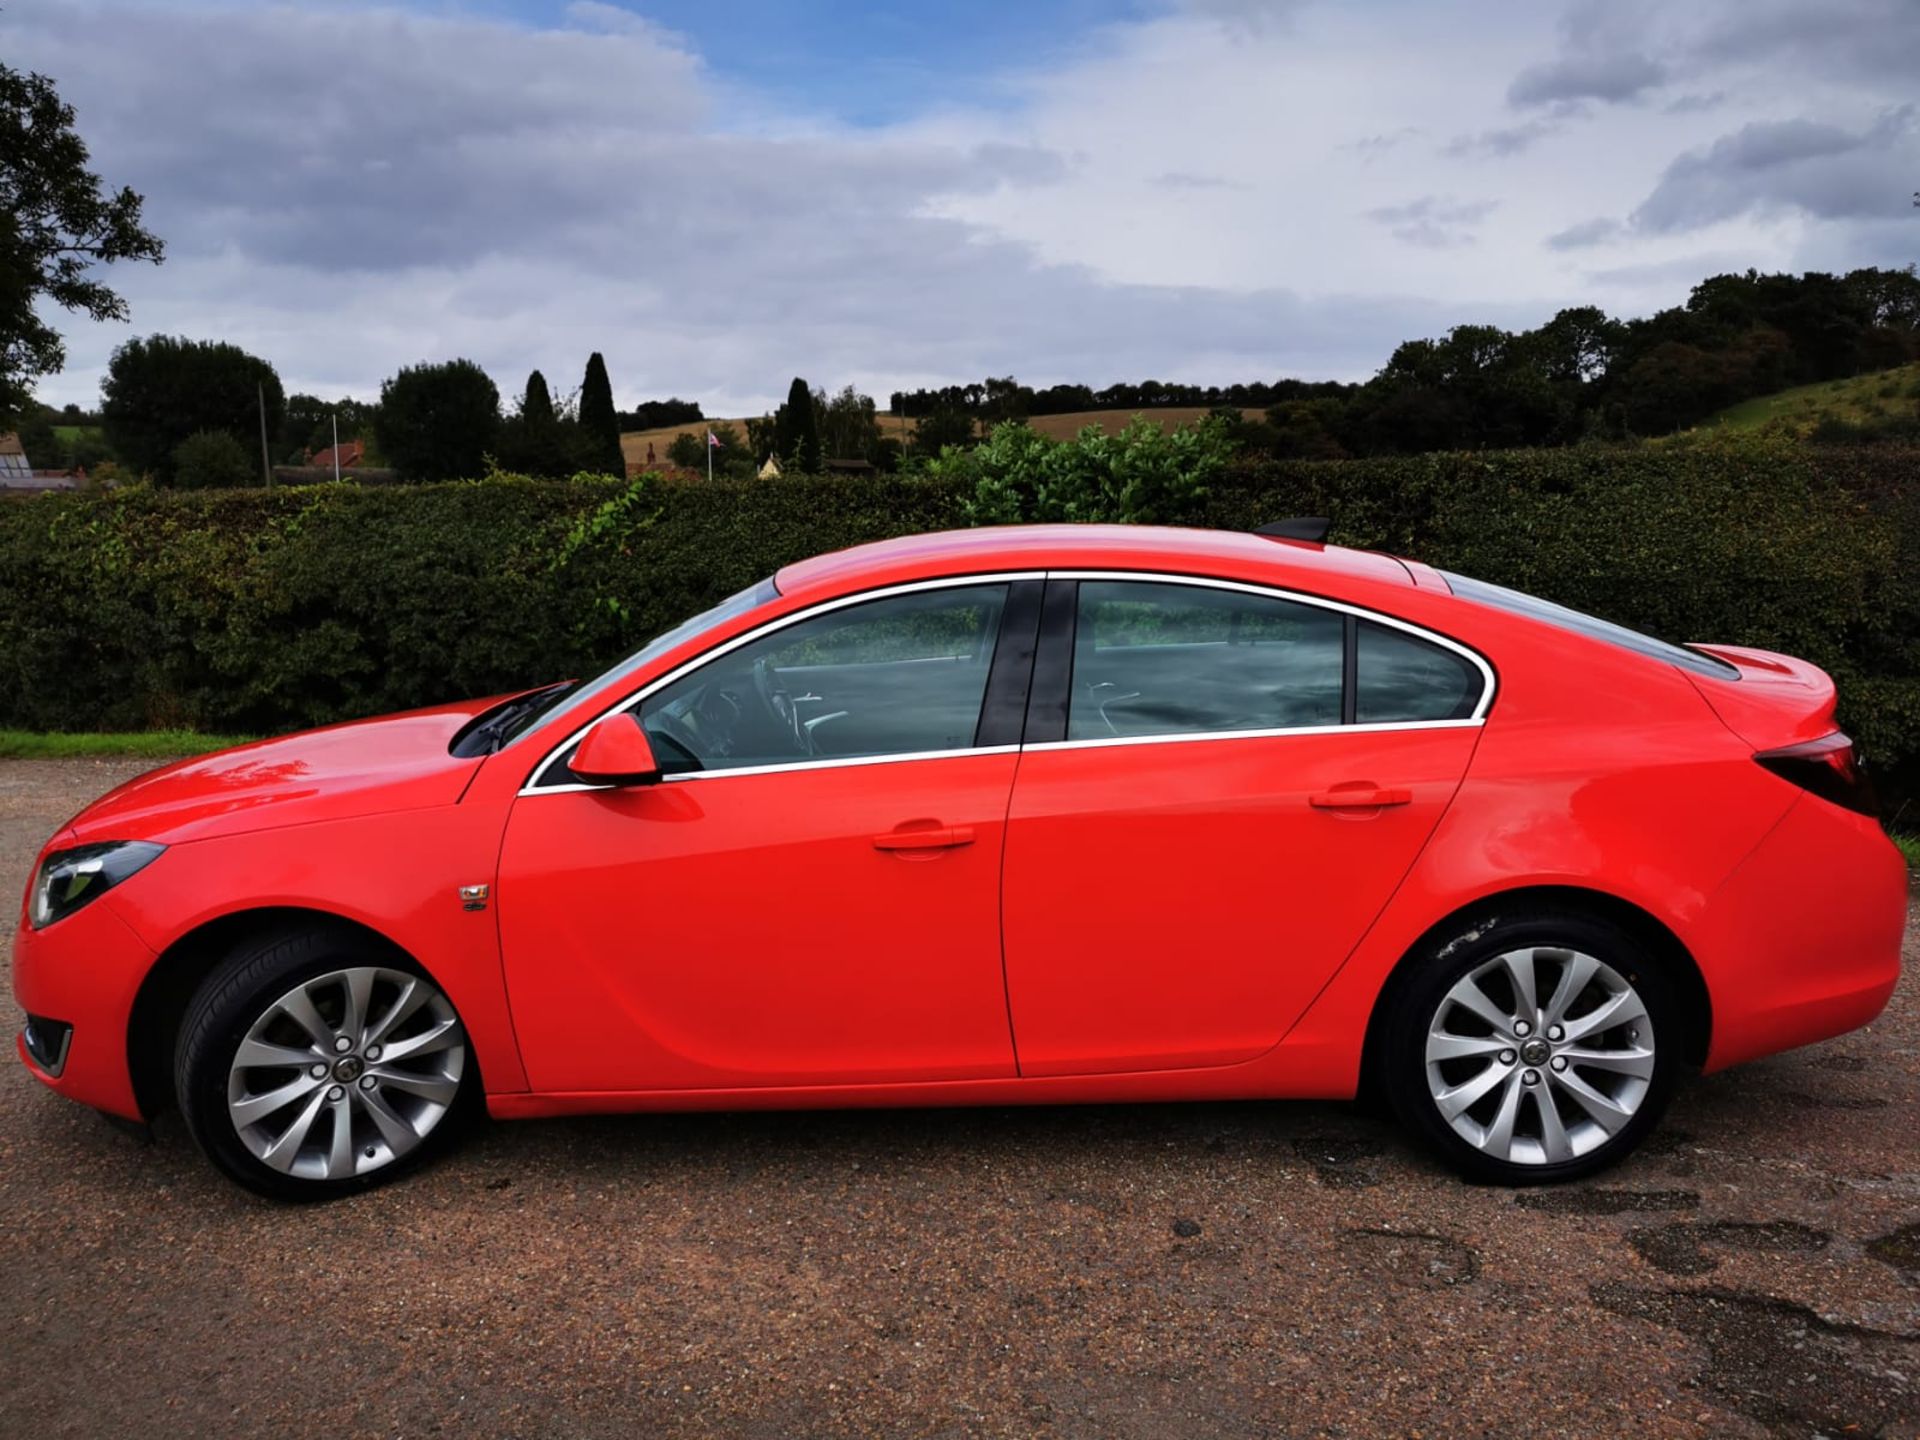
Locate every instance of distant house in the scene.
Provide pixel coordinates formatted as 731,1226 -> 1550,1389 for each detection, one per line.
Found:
0,432 -> 30,479
758,455 -> 782,479
0,432 -> 80,494
308,438 -> 365,469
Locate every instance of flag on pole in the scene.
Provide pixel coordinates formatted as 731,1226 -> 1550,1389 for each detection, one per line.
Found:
707,431 -> 722,448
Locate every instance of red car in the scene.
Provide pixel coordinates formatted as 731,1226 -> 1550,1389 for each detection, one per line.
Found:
13,523 -> 1907,1198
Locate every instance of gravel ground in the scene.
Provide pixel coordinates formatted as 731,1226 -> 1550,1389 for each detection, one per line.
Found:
1,756 -> 1916,1439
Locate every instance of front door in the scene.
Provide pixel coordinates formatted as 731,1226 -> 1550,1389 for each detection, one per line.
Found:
1001,576 -> 1487,1076
499,579 -> 1036,1093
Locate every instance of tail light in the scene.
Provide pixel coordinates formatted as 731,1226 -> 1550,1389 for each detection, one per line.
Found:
1754,731 -> 1878,818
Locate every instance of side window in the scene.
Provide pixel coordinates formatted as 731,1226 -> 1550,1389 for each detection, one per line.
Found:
1068,580 -> 1344,740
635,583 -> 1009,774
1355,620 -> 1482,723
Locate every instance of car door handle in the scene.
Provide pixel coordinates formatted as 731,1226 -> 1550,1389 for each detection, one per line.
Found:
872,825 -> 975,851
1309,785 -> 1412,809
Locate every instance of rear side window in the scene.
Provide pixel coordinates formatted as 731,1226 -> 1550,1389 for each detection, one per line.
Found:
1069,580 -> 1344,739
1356,620 -> 1482,723
1442,571 -> 1737,678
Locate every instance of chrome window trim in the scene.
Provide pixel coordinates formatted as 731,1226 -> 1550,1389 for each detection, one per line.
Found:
529,744 -> 1022,795
518,565 -> 1497,796
1023,717 -> 1482,755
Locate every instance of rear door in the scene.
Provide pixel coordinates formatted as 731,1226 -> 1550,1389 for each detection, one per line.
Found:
1000,574 -> 1489,1077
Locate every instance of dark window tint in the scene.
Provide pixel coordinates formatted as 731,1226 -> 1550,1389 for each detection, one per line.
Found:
636,584 -> 1008,773
1355,620 -> 1482,723
1442,571 -> 1736,678
1068,581 -> 1343,740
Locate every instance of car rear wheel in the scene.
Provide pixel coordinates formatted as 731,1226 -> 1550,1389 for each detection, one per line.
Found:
175,927 -> 472,1200
1383,910 -> 1679,1185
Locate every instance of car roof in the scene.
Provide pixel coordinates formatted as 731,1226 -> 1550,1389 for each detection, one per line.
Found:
773,524 -> 1415,600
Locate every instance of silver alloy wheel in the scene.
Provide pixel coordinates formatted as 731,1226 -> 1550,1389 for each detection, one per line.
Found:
226,966 -> 465,1181
1424,946 -> 1655,1165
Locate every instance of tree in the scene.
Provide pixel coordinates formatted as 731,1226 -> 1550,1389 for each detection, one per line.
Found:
522,370 -> 555,427
0,63 -> 164,426
772,376 -> 822,471
666,431 -> 705,469
622,397 -> 703,430
278,392 -> 330,460
913,402 -> 975,454
101,335 -> 283,482
820,384 -> 881,462
171,429 -> 254,489
494,368 -> 591,476
16,405 -> 56,467
578,352 -> 623,476
374,359 -> 499,482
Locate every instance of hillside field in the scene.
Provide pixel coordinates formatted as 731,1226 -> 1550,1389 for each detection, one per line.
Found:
1691,362 -> 1920,437
620,406 -> 1219,468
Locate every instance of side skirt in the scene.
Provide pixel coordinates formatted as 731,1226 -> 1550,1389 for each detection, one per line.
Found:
487,1043 -> 1359,1120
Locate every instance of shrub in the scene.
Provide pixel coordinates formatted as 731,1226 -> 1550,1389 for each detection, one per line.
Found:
0,437 -> 1914,810
170,429 -> 255,488
947,415 -> 1236,525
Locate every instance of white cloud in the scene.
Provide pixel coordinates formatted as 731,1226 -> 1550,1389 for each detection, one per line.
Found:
13,0 -> 1920,415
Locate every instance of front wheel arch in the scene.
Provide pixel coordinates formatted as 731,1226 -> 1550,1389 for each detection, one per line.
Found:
1357,885 -> 1711,1107
126,907 -> 461,1121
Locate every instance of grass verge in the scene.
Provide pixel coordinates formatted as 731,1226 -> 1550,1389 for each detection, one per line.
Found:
0,730 -> 257,760
1893,833 -> 1920,870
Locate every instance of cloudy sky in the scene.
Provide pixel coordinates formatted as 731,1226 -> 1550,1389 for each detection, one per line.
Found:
13,0 -> 1918,414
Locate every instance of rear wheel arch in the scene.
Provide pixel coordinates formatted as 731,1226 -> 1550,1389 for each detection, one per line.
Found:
126,907 -> 439,1120
1358,884 -> 1712,1100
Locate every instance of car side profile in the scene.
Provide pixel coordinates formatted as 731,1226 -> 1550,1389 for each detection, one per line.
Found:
13,523 -> 1908,1199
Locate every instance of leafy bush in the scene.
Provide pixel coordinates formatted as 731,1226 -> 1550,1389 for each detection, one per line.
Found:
946,415 -> 1236,525
0,437 -> 1915,811
170,428 -> 255,488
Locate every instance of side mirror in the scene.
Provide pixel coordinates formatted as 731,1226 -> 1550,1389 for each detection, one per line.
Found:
571,713 -> 661,786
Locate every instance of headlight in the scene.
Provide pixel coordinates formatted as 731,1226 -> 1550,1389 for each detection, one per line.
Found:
28,841 -> 165,929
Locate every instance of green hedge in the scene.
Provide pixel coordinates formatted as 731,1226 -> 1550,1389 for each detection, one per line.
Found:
1,439 -> 1915,812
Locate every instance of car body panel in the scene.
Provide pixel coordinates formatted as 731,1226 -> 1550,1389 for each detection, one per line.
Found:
496,752 -> 1022,1091
14,801 -> 530,1119
10,524 -> 1907,1138
1001,724 -> 1480,1076
61,698 -> 504,847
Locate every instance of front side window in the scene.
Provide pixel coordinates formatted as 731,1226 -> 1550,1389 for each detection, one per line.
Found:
1068,580 -> 1344,740
636,583 -> 1009,774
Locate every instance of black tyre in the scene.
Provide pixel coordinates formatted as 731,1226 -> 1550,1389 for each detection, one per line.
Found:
1382,909 -> 1680,1185
174,926 -> 474,1201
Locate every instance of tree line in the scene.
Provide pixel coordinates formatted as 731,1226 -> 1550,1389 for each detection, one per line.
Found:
889,267 -> 1920,458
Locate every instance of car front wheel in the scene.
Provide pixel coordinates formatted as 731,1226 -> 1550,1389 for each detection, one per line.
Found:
1384,910 -> 1679,1185
174,927 -> 472,1200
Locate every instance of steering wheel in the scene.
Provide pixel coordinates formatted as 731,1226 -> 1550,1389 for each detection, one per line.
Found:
751,657 -> 809,754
